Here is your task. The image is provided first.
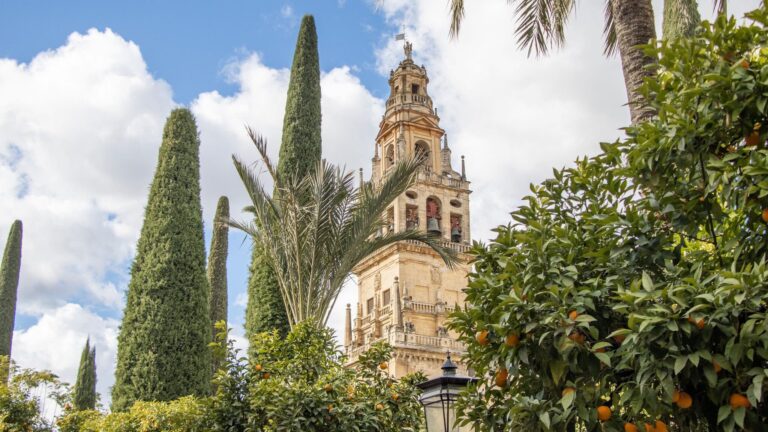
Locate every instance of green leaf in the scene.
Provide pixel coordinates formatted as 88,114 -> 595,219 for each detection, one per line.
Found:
641,271 -> 654,292
674,356 -> 687,375
538,411 -> 551,429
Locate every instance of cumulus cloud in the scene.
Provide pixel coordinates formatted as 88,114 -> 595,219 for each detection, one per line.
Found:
0,28 -> 175,315
12,303 -> 119,406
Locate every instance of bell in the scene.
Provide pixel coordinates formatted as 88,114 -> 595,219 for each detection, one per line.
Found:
427,217 -> 440,234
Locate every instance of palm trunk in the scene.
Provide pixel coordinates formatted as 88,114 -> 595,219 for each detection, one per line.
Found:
610,0 -> 658,124
663,0 -> 701,40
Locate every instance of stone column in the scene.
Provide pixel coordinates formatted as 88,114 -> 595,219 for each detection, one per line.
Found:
344,303 -> 352,348
392,277 -> 403,330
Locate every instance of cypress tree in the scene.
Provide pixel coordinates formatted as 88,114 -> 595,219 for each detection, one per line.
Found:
207,195 -> 229,372
662,0 -> 701,40
246,15 -> 322,341
73,338 -> 97,410
112,108 -> 211,411
0,220 -> 22,363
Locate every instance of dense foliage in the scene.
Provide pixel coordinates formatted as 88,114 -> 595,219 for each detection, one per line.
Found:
112,108 -> 211,411
59,323 -> 426,432
0,220 -> 22,364
208,195 -> 230,374
72,338 -> 97,411
0,357 -> 69,432
451,8 -> 768,432
247,14 -> 322,341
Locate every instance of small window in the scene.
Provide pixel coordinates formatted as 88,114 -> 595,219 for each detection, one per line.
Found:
450,199 -> 462,208
405,190 -> 418,199
367,297 -> 374,315
382,289 -> 391,306
412,84 -> 419,94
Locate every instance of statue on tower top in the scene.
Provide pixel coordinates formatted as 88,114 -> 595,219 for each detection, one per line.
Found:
404,41 -> 413,60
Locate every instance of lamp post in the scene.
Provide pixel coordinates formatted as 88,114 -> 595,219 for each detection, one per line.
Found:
417,353 -> 477,432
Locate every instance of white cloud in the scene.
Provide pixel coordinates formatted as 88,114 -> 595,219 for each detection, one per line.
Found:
12,303 -> 119,407
0,28 -> 175,315
192,53 -> 383,228
281,4 -> 294,18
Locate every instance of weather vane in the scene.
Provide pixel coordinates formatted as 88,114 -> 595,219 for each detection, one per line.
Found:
395,30 -> 412,60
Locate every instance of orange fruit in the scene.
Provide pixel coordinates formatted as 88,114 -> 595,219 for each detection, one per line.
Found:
476,330 -> 490,346
568,332 -> 586,345
379,361 -> 388,370
644,423 -> 655,432
494,368 -> 508,387
676,391 -> 692,409
672,389 -> 681,403
569,310 -> 580,320
624,423 -> 639,432
713,360 -> 722,374
597,406 -> 612,422
696,319 -> 705,329
762,208 -> 768,224
730,393 -> 751,410
262,372 -> 271,380
562,387 -> 576,397
391,393 -> 399,401
613,334 -> 626,344
328,404 -> 334,412
254,363 -> 263,372
655,420 -> 668,432
746,131 -> 761,147
742,59 -> 751,69
505,333 -> 520,348
324,384 -> 333,392
375,403 -> 384,411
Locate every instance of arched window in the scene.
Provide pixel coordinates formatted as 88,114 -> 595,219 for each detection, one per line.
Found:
415,141 -> 432,171
385,144 -> 395,169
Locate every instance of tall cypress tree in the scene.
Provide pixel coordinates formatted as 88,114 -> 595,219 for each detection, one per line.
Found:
207,195 -> 229,372
0,220 -> 22,363
112,108 -> 211,411
663,0 -> 701,40
73,338 -> 97,411
246,15 -> 322,341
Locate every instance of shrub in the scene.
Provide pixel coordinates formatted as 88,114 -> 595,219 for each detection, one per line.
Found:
0,356 -> 68,432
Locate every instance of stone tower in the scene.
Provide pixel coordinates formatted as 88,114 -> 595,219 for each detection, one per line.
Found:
344,42 -> 472,378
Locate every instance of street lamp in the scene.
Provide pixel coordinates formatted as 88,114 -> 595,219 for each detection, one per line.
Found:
417,353 -> 478,432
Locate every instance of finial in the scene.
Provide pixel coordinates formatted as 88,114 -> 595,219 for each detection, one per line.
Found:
441,352 -> 458,376
359,168 -> 364,188
461,155 -> 466,180
404,41 -> 413,60
374,142 -> 379,158
443,134 -> 449,150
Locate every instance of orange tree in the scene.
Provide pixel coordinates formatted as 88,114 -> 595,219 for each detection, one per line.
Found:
450,7 -> 768,432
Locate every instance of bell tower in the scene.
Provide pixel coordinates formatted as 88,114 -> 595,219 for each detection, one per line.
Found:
344,42 -> 472,378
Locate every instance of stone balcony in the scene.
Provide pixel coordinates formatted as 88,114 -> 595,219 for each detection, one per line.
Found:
347,329 -> 466,361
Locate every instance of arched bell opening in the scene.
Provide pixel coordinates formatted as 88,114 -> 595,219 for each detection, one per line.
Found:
415,140 -> 432,171
426,197 -> 442,235
450,213 -> 463,243
385,144 -> 395,169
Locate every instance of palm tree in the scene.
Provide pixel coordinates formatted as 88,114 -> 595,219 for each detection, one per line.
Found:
230,128 -> 457,327
449,0 -> 728,124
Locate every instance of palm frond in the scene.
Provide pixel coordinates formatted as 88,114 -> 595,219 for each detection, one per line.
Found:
714,0 -> 726,15
232,130 -> 459,327
603,0 -> 618,56
449,0 -> 465,38
513,0 -> 575,57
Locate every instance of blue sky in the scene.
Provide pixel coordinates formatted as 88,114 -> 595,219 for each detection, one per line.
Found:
1,0 -> 392,102
0,0 -> 761,408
